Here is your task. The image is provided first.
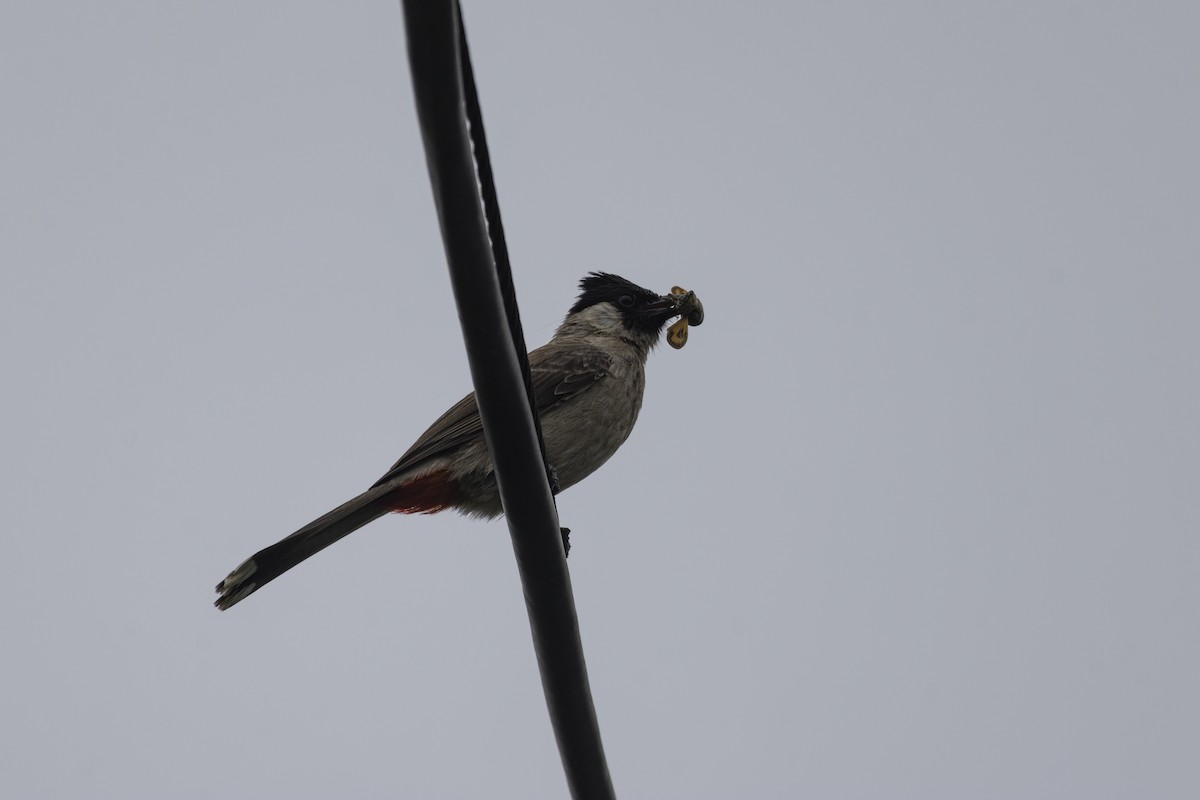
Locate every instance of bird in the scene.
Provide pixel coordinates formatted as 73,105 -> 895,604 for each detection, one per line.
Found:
214,272 -> 700,609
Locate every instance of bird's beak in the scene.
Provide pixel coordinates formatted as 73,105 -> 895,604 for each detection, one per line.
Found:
649,288 -> 704,323
648,295 -> 677,316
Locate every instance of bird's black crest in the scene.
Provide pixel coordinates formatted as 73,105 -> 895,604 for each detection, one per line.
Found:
569,272 -> 660,314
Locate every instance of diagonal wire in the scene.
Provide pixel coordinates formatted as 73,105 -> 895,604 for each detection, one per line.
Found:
401,2 -> 615,797
455,13 -> 552,477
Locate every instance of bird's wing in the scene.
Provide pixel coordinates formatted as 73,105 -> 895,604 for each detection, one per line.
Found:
371,342 -> 613,487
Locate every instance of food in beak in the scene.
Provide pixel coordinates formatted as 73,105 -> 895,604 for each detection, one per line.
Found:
665,286 -> 704,349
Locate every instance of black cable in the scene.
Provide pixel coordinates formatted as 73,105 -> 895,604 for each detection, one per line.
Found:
455,14 -> 552,475
400,3 -> 615,798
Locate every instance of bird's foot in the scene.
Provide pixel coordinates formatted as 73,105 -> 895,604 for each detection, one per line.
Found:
560,527 -> 571,557
547,464 -> 561,495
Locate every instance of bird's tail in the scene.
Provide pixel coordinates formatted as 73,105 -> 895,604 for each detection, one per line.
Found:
214,484 -> 397,610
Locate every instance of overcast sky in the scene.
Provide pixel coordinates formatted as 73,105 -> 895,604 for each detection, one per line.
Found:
3,2 -> 1197,798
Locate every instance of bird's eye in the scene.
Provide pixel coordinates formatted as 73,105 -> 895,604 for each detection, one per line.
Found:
618,295 -> 636,309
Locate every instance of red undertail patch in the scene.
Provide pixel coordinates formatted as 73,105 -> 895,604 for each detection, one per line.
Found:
386,469 -> 459,515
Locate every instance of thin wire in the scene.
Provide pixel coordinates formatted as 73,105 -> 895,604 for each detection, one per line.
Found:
456,11 -> 552,476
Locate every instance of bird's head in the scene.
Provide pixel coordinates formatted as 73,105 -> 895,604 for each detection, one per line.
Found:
562,272 -> 690,350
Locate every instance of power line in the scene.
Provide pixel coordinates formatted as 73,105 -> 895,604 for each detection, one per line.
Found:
400,3 -> 616,797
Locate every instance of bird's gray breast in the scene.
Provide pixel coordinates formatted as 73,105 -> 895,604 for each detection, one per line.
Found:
540,354 -> 646,491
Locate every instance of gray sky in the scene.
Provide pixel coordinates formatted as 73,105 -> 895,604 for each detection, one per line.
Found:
3,2 -> 1197,798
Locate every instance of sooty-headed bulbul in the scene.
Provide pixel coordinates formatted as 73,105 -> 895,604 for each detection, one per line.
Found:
214,272 -> 700,609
